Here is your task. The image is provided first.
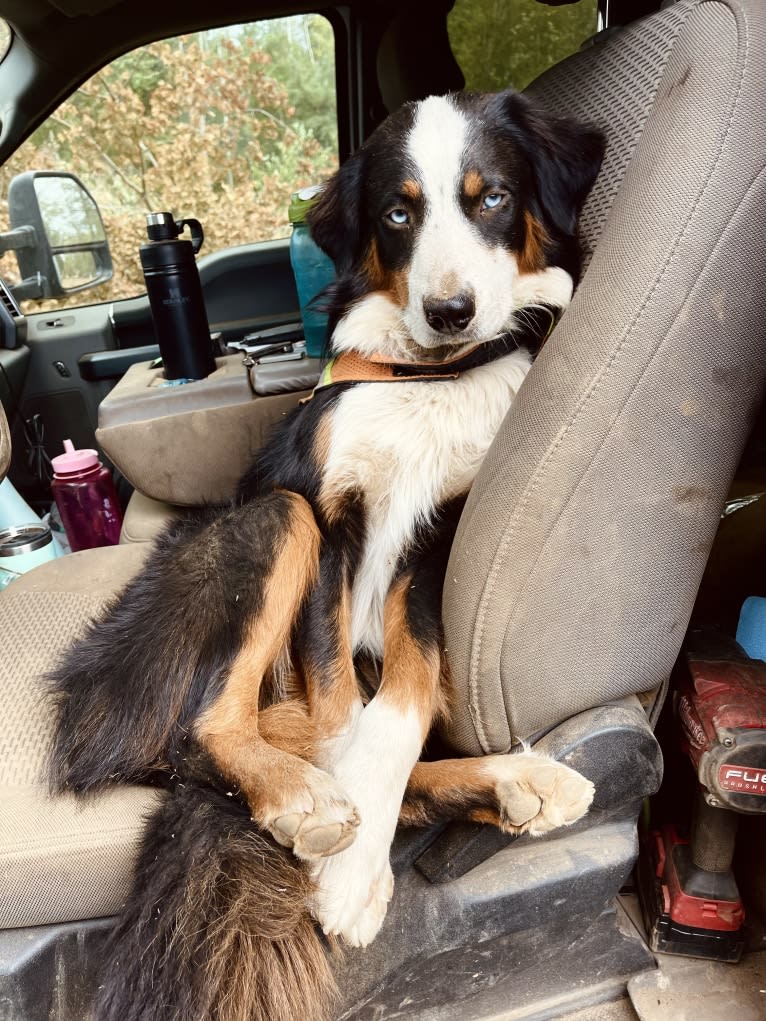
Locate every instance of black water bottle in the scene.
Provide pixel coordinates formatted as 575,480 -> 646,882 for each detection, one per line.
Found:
139,212 -> 215,381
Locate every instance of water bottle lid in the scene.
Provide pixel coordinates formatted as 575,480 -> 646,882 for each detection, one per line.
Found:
288,184 -> 325,224
51,439 -> 100,475
146,211 -> 180,241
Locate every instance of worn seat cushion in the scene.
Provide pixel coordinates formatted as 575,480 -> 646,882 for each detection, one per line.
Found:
119,490 -> 180,544
0,544 -> 158,928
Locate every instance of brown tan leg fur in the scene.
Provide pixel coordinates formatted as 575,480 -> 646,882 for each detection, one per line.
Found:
195,492 -> 360,860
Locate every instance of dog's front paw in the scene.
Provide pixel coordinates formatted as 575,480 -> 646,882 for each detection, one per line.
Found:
487,754 -> 595,836
311,846 -> 394,947
307,698 -> 421,945
263,763 -> 360,861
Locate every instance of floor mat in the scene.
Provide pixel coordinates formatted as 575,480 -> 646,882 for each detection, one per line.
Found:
628,952 -> 766,1021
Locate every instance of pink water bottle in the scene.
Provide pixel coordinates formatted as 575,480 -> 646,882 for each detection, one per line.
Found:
51,440 -> 123,552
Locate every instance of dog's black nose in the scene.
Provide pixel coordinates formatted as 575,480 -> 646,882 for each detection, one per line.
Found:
423,293 -> 476,335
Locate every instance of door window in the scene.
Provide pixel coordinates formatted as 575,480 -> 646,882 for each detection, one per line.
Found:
448,0 -> 598,92
0,15 -> 338,312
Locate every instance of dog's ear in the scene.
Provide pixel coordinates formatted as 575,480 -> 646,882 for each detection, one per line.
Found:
494,90 -> 605,238
307,151 -> 366,274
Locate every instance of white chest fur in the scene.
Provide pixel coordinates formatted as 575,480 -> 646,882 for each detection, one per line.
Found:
321,350 -> 532,656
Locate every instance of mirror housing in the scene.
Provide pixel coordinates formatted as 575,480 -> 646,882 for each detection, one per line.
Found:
5,171 -> 113,300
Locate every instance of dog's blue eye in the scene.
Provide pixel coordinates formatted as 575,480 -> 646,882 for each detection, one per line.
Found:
482,193 -> 504,210
387,208 -> 409,225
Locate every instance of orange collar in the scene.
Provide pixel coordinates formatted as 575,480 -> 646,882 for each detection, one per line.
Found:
316,348 -> 461,388
307,304 -> 559,398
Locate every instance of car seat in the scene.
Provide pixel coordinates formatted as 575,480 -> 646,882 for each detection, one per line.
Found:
2,0 -> 766,1016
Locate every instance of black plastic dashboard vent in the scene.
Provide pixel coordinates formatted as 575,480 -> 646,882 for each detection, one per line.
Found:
0,278 -> 21,319
0,277 -> 22,349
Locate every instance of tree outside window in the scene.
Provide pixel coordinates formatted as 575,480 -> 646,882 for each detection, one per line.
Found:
0,15 -> 338,311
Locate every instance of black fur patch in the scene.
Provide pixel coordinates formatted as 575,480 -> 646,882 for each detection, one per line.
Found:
294,489 -> 367,691
237,386 -> 347,507
398,497 -> 467,654
48,491 -> 300,793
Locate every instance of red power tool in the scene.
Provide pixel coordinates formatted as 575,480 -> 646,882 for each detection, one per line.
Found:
639,630 -> 766,962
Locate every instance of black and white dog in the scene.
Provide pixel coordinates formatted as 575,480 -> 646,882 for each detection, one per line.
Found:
49,90 -> 604,1021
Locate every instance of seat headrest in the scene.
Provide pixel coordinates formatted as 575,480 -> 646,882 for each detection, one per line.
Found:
377,11 -> 464,112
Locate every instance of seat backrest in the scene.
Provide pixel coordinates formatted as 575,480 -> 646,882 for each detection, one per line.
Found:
443,0 -> 766,755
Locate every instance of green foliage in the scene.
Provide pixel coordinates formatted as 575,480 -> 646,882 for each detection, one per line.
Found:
448,0 -> 598,92
249,16 -> 338,151
0,14 -> 338,311
119,48 -> 169,112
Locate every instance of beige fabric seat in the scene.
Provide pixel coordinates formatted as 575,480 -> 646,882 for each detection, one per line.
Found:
119,490 -> 179,544
0,418 -> 175,926
0,544 -> 158,927
444,0 -> 766,752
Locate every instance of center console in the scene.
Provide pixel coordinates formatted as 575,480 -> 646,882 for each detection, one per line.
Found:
97,350 -> 321,507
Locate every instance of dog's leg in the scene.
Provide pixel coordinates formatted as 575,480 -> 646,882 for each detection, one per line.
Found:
311,571 -> 445,946
400,755 -> 595,835
297,552 -> 365,769
195,492 -> 360,862
293,488 -> 368,768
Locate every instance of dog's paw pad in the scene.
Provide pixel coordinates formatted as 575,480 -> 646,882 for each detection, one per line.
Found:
495,783 -> 542,827
490,755 -> 595,836
265,772 -> 360,861
555,773 -> 596,825
272,812 -> 303,841
297,819 -> 360,858
524,762 -> 595,831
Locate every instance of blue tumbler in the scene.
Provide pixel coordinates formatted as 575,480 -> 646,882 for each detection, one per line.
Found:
289,186 -> 336,357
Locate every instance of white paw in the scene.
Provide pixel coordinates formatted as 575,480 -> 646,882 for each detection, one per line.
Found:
486,753 -> 595,836
264,763 -> 360,861
311,850 -> 394,948
309,699 -> 423,945
346,862 -> 394,947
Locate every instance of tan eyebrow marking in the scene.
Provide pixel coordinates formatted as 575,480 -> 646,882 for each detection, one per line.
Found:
363,237 -> 391,290
400,179 -> 422,201
463,170 -> 485,198
362,238 -> 409,307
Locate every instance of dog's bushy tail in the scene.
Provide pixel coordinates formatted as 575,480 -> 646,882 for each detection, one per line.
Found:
97,783 -> 337,1021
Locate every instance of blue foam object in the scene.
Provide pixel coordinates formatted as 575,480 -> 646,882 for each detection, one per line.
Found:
736,596 -> 766,662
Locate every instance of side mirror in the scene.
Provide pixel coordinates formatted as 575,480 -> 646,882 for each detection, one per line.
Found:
5,171 -> 113,300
